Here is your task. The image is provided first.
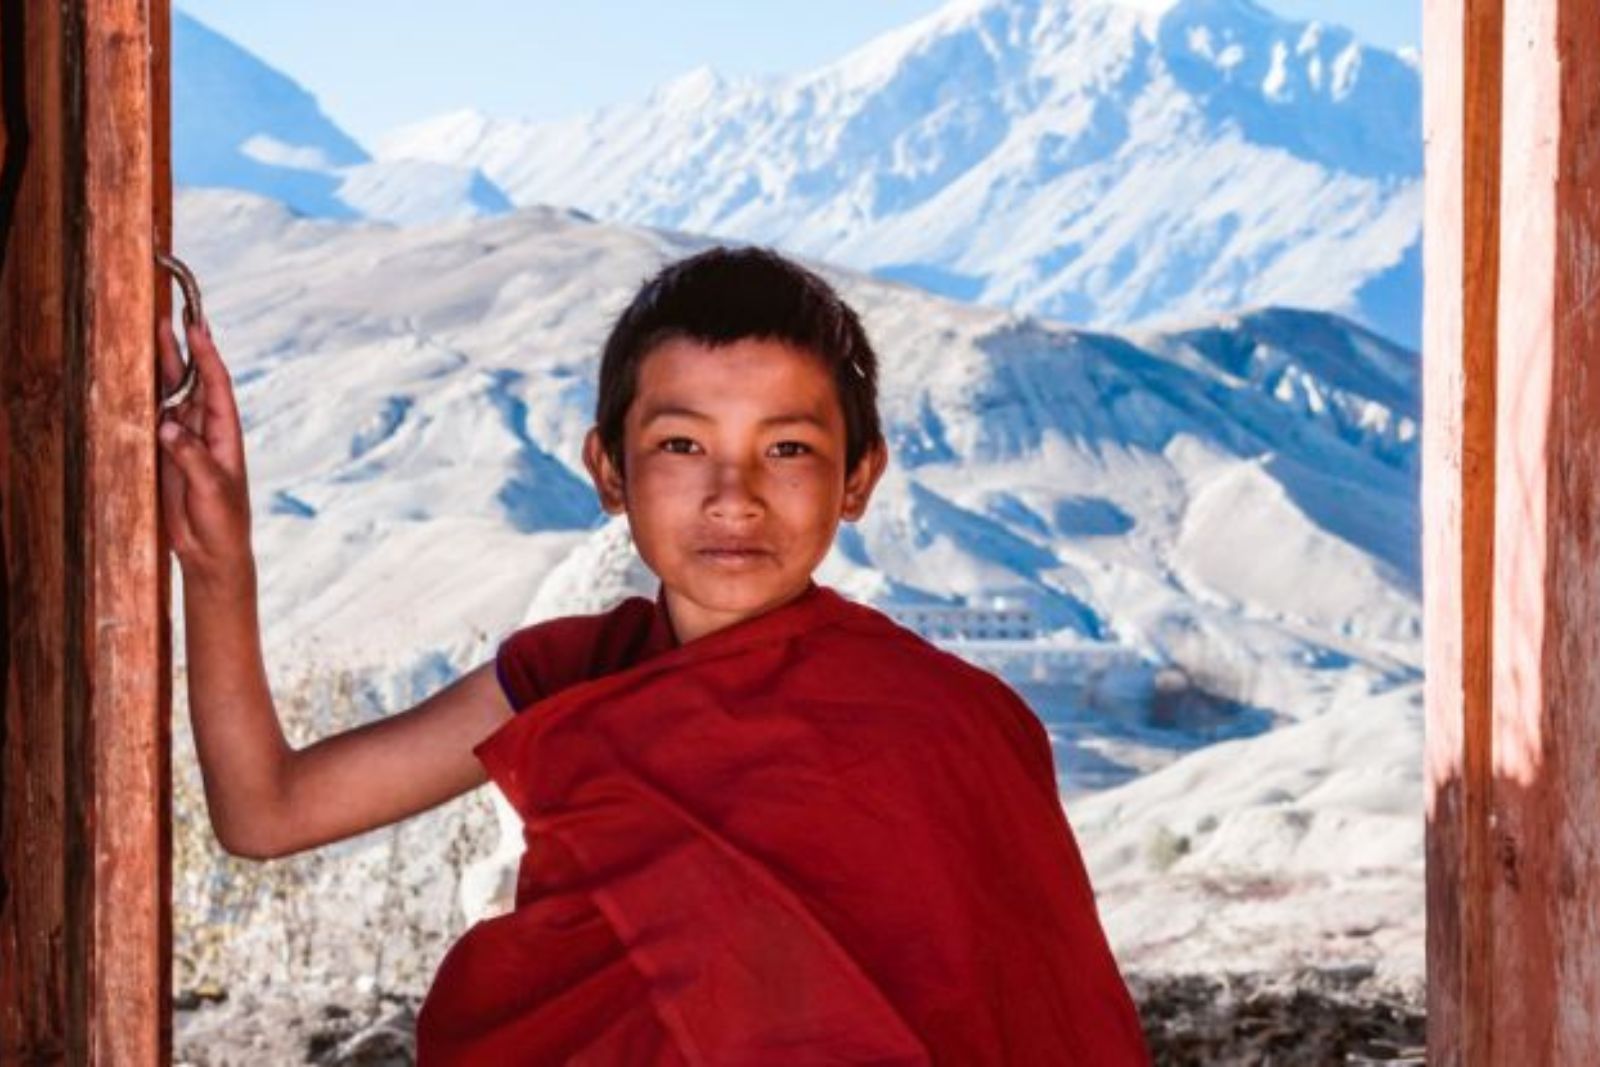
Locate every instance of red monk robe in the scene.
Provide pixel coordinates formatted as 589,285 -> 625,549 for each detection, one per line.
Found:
416,579 -> 1149,1065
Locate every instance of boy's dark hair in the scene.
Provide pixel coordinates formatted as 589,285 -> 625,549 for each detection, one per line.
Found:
595,245 -> 885,480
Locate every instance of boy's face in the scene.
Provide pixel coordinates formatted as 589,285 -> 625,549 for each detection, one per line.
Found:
582,335 -> 888,644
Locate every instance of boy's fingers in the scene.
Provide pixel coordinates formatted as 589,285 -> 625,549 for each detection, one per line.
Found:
157,418 -> 227,497
158,419 -> 251,571
182,317 -> 247,471
185,317 -> 234,402
179,373 -> 205,437
157,316 -> 206,439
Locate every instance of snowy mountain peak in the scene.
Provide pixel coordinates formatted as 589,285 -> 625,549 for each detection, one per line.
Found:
364,0 -> 1420,346
172,9 -> 367,219
651,64 -> 728,108
176,4 -> 1420,345
374,109 -> 499,167
1152,1 -> 1418,179
172,13 -> 513,224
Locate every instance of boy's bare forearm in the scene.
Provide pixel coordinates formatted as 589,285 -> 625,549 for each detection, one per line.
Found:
180,561 -> 293,858
180,563 -> 500,860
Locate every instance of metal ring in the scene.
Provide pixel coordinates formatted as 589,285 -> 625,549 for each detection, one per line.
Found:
156,251 -> 202,412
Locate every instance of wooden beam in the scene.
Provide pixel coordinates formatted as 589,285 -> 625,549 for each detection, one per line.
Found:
1,0 -> 170,1061
1423,1 -> 1502,1062
1,0 -> 73,1053
1487,0 -> 1600,1059
1430,0 -> 1600,1060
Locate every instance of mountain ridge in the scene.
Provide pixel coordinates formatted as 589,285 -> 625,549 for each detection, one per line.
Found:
173,9 -> 514,224
374,0 -> 1421,345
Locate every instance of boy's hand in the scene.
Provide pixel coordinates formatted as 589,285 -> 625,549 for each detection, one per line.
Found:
157,314 -> 255,593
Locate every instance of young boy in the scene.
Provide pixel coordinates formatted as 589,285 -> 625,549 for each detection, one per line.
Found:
158,246 -> 1150,1064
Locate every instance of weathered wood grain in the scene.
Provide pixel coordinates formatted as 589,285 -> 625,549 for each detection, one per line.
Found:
1488,0 -> 1600,1060
1424,2 -> 1503,1063
1,0 -> 73,1058
1,0 -> 169,1061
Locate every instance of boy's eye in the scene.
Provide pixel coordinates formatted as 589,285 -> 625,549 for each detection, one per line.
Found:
659,437 -> 699,454
771,441 -> 812,458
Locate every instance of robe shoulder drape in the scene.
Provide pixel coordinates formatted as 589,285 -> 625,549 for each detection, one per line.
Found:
493,589 -> 677,715
417,582 -> 1148,1065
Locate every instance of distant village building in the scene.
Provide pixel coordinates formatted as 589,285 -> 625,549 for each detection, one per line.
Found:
881,595 -> 1038,642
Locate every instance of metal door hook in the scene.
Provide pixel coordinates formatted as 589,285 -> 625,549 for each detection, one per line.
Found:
156,251 -> 202,412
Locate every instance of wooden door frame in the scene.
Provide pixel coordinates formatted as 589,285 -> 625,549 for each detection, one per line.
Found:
1,0 -> 172,1061
1424,0 -> 1600,1062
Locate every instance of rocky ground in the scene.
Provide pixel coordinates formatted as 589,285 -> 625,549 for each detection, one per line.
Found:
174,966 -> 1425,1065
1127,967 -> 1425,1065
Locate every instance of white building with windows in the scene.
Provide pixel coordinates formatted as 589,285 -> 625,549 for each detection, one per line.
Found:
879,595 -> 1038,642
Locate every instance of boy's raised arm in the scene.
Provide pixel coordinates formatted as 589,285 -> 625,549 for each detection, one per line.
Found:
158,316 -> 511,859
177,559 -> 294,858
177,560 -> 510,859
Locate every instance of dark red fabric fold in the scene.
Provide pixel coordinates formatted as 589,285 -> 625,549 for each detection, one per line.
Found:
417,583 -> 1148,1065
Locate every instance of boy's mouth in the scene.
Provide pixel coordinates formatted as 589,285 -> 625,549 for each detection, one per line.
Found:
696,542 -> 774,563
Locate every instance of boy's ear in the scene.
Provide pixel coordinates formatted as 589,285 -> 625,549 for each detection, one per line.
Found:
582,427 -> 628,515
841,438 -> 889,522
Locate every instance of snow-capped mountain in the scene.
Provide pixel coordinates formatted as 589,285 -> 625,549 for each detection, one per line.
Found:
172,9 -> 512,224
168,186 -> 1423,986
377,0 -> 1421,346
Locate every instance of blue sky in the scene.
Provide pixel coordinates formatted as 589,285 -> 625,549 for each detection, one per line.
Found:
176,1 -> 1421,147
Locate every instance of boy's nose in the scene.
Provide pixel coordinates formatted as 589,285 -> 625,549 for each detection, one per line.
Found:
705,461 -> 764,518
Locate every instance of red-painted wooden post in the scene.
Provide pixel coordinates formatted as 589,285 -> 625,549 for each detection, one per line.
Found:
0,0 -> 172,1061
1485,0 -> 1600,1059
1428,0 -> 1600,1061
1423,0 -> 1502,1062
